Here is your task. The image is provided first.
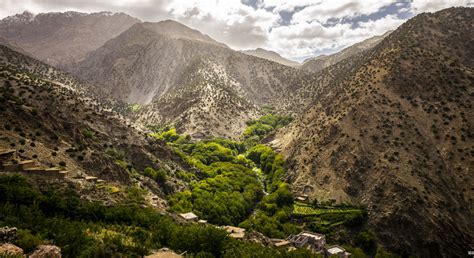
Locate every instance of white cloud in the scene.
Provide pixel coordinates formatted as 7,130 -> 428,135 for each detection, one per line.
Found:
409,0 -> 473,13
265,14 -> 406,60
258,0 -> 316,12
166,0 -> 280,49
291,0 -> 394,24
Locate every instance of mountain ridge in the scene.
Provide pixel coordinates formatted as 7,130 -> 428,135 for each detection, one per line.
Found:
300,31 -> 392,72
273,7 -> 473,257
241,48 -> 300,67
70,20 -> 307,138
0,10 -> 140,68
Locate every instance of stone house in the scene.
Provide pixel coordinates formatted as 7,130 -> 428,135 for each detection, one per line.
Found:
287,231 -> 326,252
179,212 -> 199,222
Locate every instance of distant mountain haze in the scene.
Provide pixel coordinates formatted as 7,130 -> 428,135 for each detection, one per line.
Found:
300,30 -> 392,72
0,11 -> 139,68
241,48 -> 300,67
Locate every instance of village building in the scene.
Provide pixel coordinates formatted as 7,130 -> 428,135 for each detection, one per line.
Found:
326,245 -> 351,258
85,176 -> 98,182
271,238 -> 291,248
197,219 -> 207,224
145,248 -> 182,258
0,149 -> 68,179
223,226 -> 246,239
286,231 -> 326,252
179,212 -> 199,222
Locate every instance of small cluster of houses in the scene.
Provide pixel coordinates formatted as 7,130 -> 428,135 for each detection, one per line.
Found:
0,148 -> 68,179
178,212 -> 351,257
0,148 -> 107,185
285,231 -> 351,258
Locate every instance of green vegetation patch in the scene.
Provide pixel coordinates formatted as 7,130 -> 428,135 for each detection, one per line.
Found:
243,113 -> 293,145
149,121 -> 297,238
293,202 -> 363,216
0,174 -> 320,257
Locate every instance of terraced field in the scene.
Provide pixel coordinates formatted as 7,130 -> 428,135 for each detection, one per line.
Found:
293,202 -> 362,216
292,202 -> 366,233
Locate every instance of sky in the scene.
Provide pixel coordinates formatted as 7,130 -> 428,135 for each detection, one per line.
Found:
0,0 -> 472,62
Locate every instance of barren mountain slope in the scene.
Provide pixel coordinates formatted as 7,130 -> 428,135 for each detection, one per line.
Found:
0,43 -> 191,207
73,20 -> 306,137
134,59 -> 262,139
241,48 -> 300,67
0,11 -> 139,68
74,20 -> 304,104
300,31 -> 391,73
273,7 -> 473,257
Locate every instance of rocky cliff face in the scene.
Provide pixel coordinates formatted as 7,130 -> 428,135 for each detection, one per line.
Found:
0,11 -> 139,68
273,7 -> 473,257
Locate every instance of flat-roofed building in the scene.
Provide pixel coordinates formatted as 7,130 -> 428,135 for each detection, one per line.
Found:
223,226 -> 246,239
287,231 -> 326,252
326,245 -> 351,258
179,212 -> 199,222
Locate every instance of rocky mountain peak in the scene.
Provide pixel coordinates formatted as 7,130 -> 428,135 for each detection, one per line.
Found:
241,47 -> 300,67
0,11 -> 140,68
138,20 -> 228,47
0,11 -> 35,24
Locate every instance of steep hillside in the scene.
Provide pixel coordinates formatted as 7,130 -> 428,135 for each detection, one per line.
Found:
274,7 -> 473,257
134,59 -> 262,139
300,31 -> 391,73
0,43 -> 191,208
0,37 -> 31,56
141,20 -> 228,47
73,20 -> 306,138
0,11 -> 139,68
241,48 -> 300,67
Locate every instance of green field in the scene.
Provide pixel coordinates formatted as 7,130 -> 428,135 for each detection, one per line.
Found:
292,202 -> 366,233
293,202 -> 362,216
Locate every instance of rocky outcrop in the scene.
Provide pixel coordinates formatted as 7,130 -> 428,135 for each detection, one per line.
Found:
0,243 -> 24,256
29,245 -> 61,258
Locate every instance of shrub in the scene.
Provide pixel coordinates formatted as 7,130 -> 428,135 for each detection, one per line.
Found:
82,129 -> 95,139
15,229 -> 42,253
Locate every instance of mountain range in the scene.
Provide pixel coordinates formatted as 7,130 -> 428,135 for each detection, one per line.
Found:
0,7 -> 472,257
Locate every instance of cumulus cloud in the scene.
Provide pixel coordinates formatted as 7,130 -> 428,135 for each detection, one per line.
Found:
0,0 -> 471,61
167,0 -> 279,49
290,0 -> 395,24
410,0 -> 473,13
